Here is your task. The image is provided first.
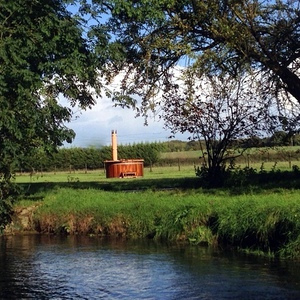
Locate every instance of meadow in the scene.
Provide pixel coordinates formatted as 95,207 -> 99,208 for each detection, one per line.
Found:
159,146 -> 300,171
9,160 -> 300,260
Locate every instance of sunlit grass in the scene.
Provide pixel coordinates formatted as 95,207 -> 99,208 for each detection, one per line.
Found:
23,187 -> 300,259
15,165 -> 197,183
11,161 -> 300,259
14,159 -> 300,185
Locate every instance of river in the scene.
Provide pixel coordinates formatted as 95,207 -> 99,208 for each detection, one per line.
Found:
0,234 -> 300,299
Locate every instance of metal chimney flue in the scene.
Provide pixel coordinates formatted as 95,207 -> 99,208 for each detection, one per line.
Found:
111,129 -> 118,161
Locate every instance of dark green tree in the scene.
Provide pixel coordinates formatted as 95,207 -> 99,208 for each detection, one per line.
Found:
0,0 -> 103,231
88,0 -> 300,115
269,131 -> 290,147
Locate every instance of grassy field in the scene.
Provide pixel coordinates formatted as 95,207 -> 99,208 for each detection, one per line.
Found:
160,146 -> 300,171
12,184 -> 300,259
160,146 -> 300,158
9,162 -> 300,260
15,165 -> 197,183
14,158 -> 300,184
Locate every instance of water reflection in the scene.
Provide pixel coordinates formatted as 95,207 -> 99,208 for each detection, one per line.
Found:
0,235 -> 300,299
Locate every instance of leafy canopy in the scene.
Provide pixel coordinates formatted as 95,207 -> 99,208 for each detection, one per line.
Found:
0,0 -> 104,230
84,0 -> 300,184
0,0 -> 102,174
162,71 -> 278,182
88,0 -> 300,111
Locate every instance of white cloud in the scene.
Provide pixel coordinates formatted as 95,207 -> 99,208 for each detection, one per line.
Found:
62,67 -> 191,148
65,95 -> 187,147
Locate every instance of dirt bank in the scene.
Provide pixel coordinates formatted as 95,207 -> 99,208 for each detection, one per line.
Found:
4,204 -> 40,235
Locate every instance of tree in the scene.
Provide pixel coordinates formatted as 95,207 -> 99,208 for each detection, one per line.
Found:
269,131 -> 290,146
162,71 -> 277,185
0,0 -> 103,231
89,0 -> 300,114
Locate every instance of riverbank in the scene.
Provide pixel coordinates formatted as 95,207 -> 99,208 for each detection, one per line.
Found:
6,184 -> 300,260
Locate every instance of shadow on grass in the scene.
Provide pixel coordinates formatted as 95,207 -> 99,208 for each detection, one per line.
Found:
18,170 -> 300,200
19,176 -> 201,198
226,170 -> 300,194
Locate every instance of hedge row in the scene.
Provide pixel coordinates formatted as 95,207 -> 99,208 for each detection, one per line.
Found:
18,142 -> 166,172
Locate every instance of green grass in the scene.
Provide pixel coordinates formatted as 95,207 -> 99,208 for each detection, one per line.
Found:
160,147 -> 300,170
15,165 -> 196,183
14,159 -> 300,186
14,186 -> 300,259
10,164 -> 300,260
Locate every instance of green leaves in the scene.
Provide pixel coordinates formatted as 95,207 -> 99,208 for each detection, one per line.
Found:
0,0 -> 103,228
0,0 -> 101,156
93,0 -> 300,107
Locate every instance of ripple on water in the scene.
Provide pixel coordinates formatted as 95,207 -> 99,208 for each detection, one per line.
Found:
1,236 -> 300,299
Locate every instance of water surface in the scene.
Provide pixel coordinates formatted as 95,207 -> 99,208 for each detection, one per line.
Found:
0,235 -> 300,299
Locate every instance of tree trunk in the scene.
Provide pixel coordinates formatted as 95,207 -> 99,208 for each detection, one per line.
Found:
268,63 -> 300,103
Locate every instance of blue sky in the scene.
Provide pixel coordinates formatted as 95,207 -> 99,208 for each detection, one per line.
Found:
64,2 -> 189,147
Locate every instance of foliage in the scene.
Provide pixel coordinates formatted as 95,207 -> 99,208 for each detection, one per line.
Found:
240,132 -> 300,148
97,0 -> 300,107
0,0 -> 103,231
82,0 -> 300,185
17,142 -> 166,172
13,141 -> 300,174
117,142 -> 165,165
163,72 -> 275,184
